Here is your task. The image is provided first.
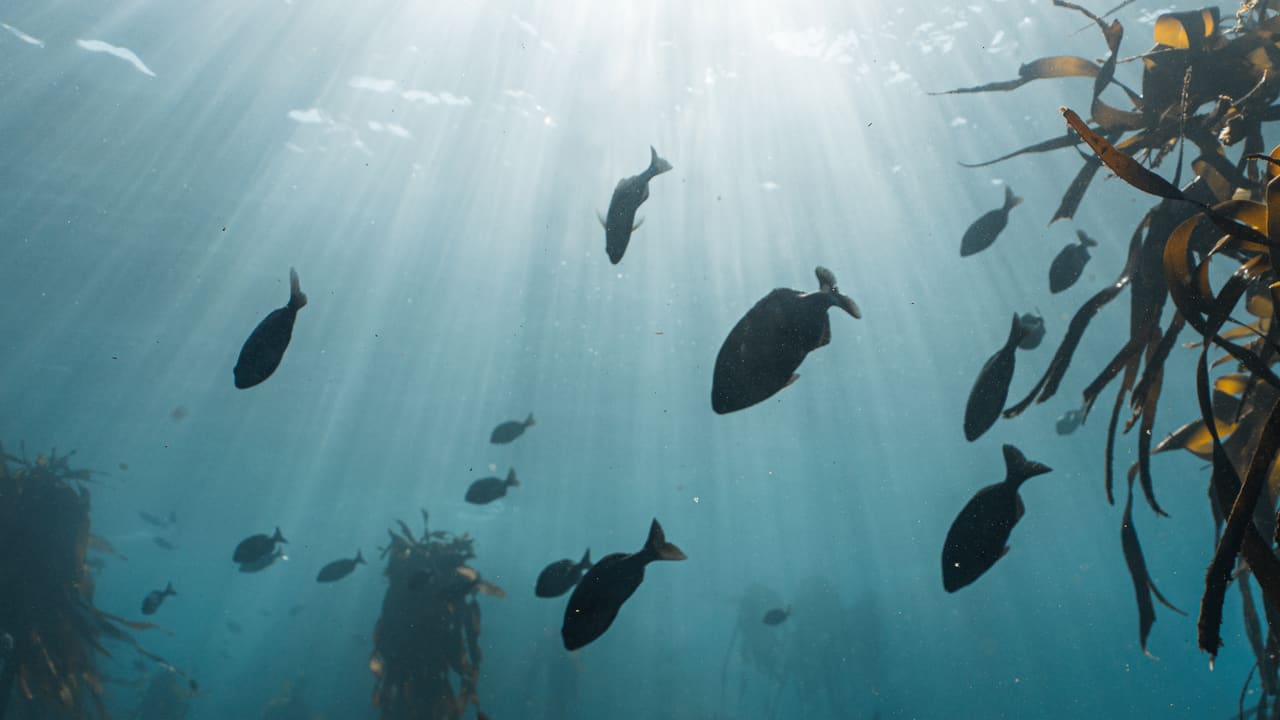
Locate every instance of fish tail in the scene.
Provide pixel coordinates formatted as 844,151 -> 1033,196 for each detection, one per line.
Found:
288,267 -> 308,311
506,468 -> 520,488
525,413 -> 536,427
1005,312 -> 1026,350
274,527 -> 288,544
648,146 -> 673,176
1076,229 -> 1098,247
815,266 -> 861,318
579,548 -> 591,568
1002,444 -> 1052,489
643,518 -> 687,562
1003,185 -> 1023,210
165,582 -> 176,596
356,549 -> 365,565
815,266 -> 837,292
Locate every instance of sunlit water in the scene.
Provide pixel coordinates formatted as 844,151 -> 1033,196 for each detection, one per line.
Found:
0,1 -> 1259,718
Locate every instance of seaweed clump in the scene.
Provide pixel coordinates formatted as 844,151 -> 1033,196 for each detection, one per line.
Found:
369,513 -> 503,720
0,443 -> 161,719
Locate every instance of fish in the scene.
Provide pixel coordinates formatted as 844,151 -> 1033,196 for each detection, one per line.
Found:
490,413 -> 535,444
465,468 -> 519,505
942,444 -> 1052,592
535,549 -> 592,598
138,510 -> 171,529
1056,408 -> 1084,435
762,606 -> 792,626
711,266 -> 861,414
1017,312 -> 1045,350
141,582 -> 176,615
226,621 -> 243,634
963,313 -> 1026,442
1048,230 -> 1097,293
239,546 -> 286,574
316,550 -> 365,583
153,537 -> 176,551
960,186 -> 1022,257
233,267 -> 308,389
232,527 -> 287,565
561,518 -> 686,651
599,146 -> 673,264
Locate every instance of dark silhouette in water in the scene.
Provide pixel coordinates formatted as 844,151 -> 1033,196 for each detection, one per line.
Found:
561,519 -> 686,650
234,267 -> 307,389
599,146 -> 673,264
942,444 -> 1052,592
1016,311 -> 1045,350
465,468 -> 519,504
1048,230 -> 1097,293
762,606 -> 791,626
963,313 -> 1025,442
535,549 -> 592,598
490,413 -> 535,444
960,186 -> 1021,257
712,266 -> 861,414
316,550 -> 365,583
233,527 -> 287,564
141,582 -> 176,615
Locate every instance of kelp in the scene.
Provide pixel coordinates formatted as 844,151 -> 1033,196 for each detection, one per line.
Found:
0,443 -> 167,719
369,512 -> 501,720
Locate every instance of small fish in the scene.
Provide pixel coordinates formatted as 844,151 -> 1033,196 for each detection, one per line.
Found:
561,519 -> 686,651
153,537 -> 176,551
118,462 -> 129,471
490,413 -> 535,444
942,445 -> 1052,592
963,313 -> 1026,442
226,621 -> 243,634
712,266 -> 861,414
232,527 -> 287,565
239,546 -> 286,574
138,510 -> 171,529
170,405 -> 189,422
1017,312 -> 1045,350
960,186 -> 1022,257
233,267 -> 307,389
141,582 -> 176,615
316,550 -> 365,583
1049,230 -> 1097,293
465,468 -> 519,505
535,549 -> 592,598
599,146 -> 674,264
1055,408 -> 1084,435
762,606 -> 792,626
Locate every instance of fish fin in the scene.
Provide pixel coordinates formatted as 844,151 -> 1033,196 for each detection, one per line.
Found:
834,293 -> 861,319
580,548 -> 591,567
815,266 -> 837,292
784,374 -> 801,389
648,146 -> 673,175
288,268 -> 308,311
165,582 -> 175,596
525,413 -> 535,427
1003,185 -> 1023,210
1076,229 -> 1098,247
356,549 -> 365,565
274,527 -> 288,545
596,210 -> 607,228
1005,312 -> 1026,351
506,468 -> 520,487
632,216 -> 645,232
1002,444 -> 1052,488
644,518 -> 687,561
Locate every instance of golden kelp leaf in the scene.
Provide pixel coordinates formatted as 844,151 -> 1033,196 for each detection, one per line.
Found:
1154,8 -> 1218,49
1192,157 -> 1233,203
475,580 -> 506,598
1247,291 -> 1273,319
1062,108 -> 1186,200
1215,373 -> 1249,395
960,133 -> 1082,168
932,56 -> 1100,95
1091,97 -> 1145,132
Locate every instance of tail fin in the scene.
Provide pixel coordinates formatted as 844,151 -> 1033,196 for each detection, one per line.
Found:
579,548 -> 591,568
288,267 -> 308,311
1002,444 -> 1052,489
506,468 -> 520,488
1004,312 -> 1026,351
273,527 -> 288,545
648,146 -> 673,176
525,413 -> 536,427
643,518 -> 687,561
1076,229 -> 1098,248
355,550 -> 365,565
165,582 -> 176,596
815,266 -> 837,292
1003,186 -> 1023,211
815,266 -> 861,318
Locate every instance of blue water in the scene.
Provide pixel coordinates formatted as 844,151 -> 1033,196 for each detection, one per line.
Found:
0,1 -> 1262,718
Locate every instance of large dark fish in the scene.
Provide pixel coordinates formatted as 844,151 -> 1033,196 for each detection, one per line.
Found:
141,582 -> 176,615
465,468 -> 519,504
561,519 -> 686,650
599,146 -> 673,264
963,313 -> 1026,442
535,548 -> 592,598
316,550 -> 365,583
238,546 -> 285,573
234,268 -> 308,389
490,413 -> 535,444
762,606 -> 792,626
233,527 -> 287,565
942,444 -> 1052,592
960,186 -> 1022,257
1048,230 -> 1097,293
1017,311 -> 1045,350
711,266 -> 861,414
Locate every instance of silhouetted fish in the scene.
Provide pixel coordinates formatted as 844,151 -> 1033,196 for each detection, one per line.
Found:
238,547 -> 285,573
599,146 -> 673,264
960,186 -> 1022,257
535,549 -> 592,598
712,266 -> 861,414
141,582 -> 176,615
138,510 -> 172,529
561,519 -> 686,650
1017,312 -> 1045,350
490,413 -> 535,444
465,468 -> 519,504
234,268 -> 307,389
316,550 -> 365,583
153,537 -> 176,551
226,621 -> 243,634
942,445 -> 1052,592
963,313 -> 1025,442
1056,408 -> 1084,435
1049,230 -> 1097,293
233,527 -> 287,565
762,606 -> 791,626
